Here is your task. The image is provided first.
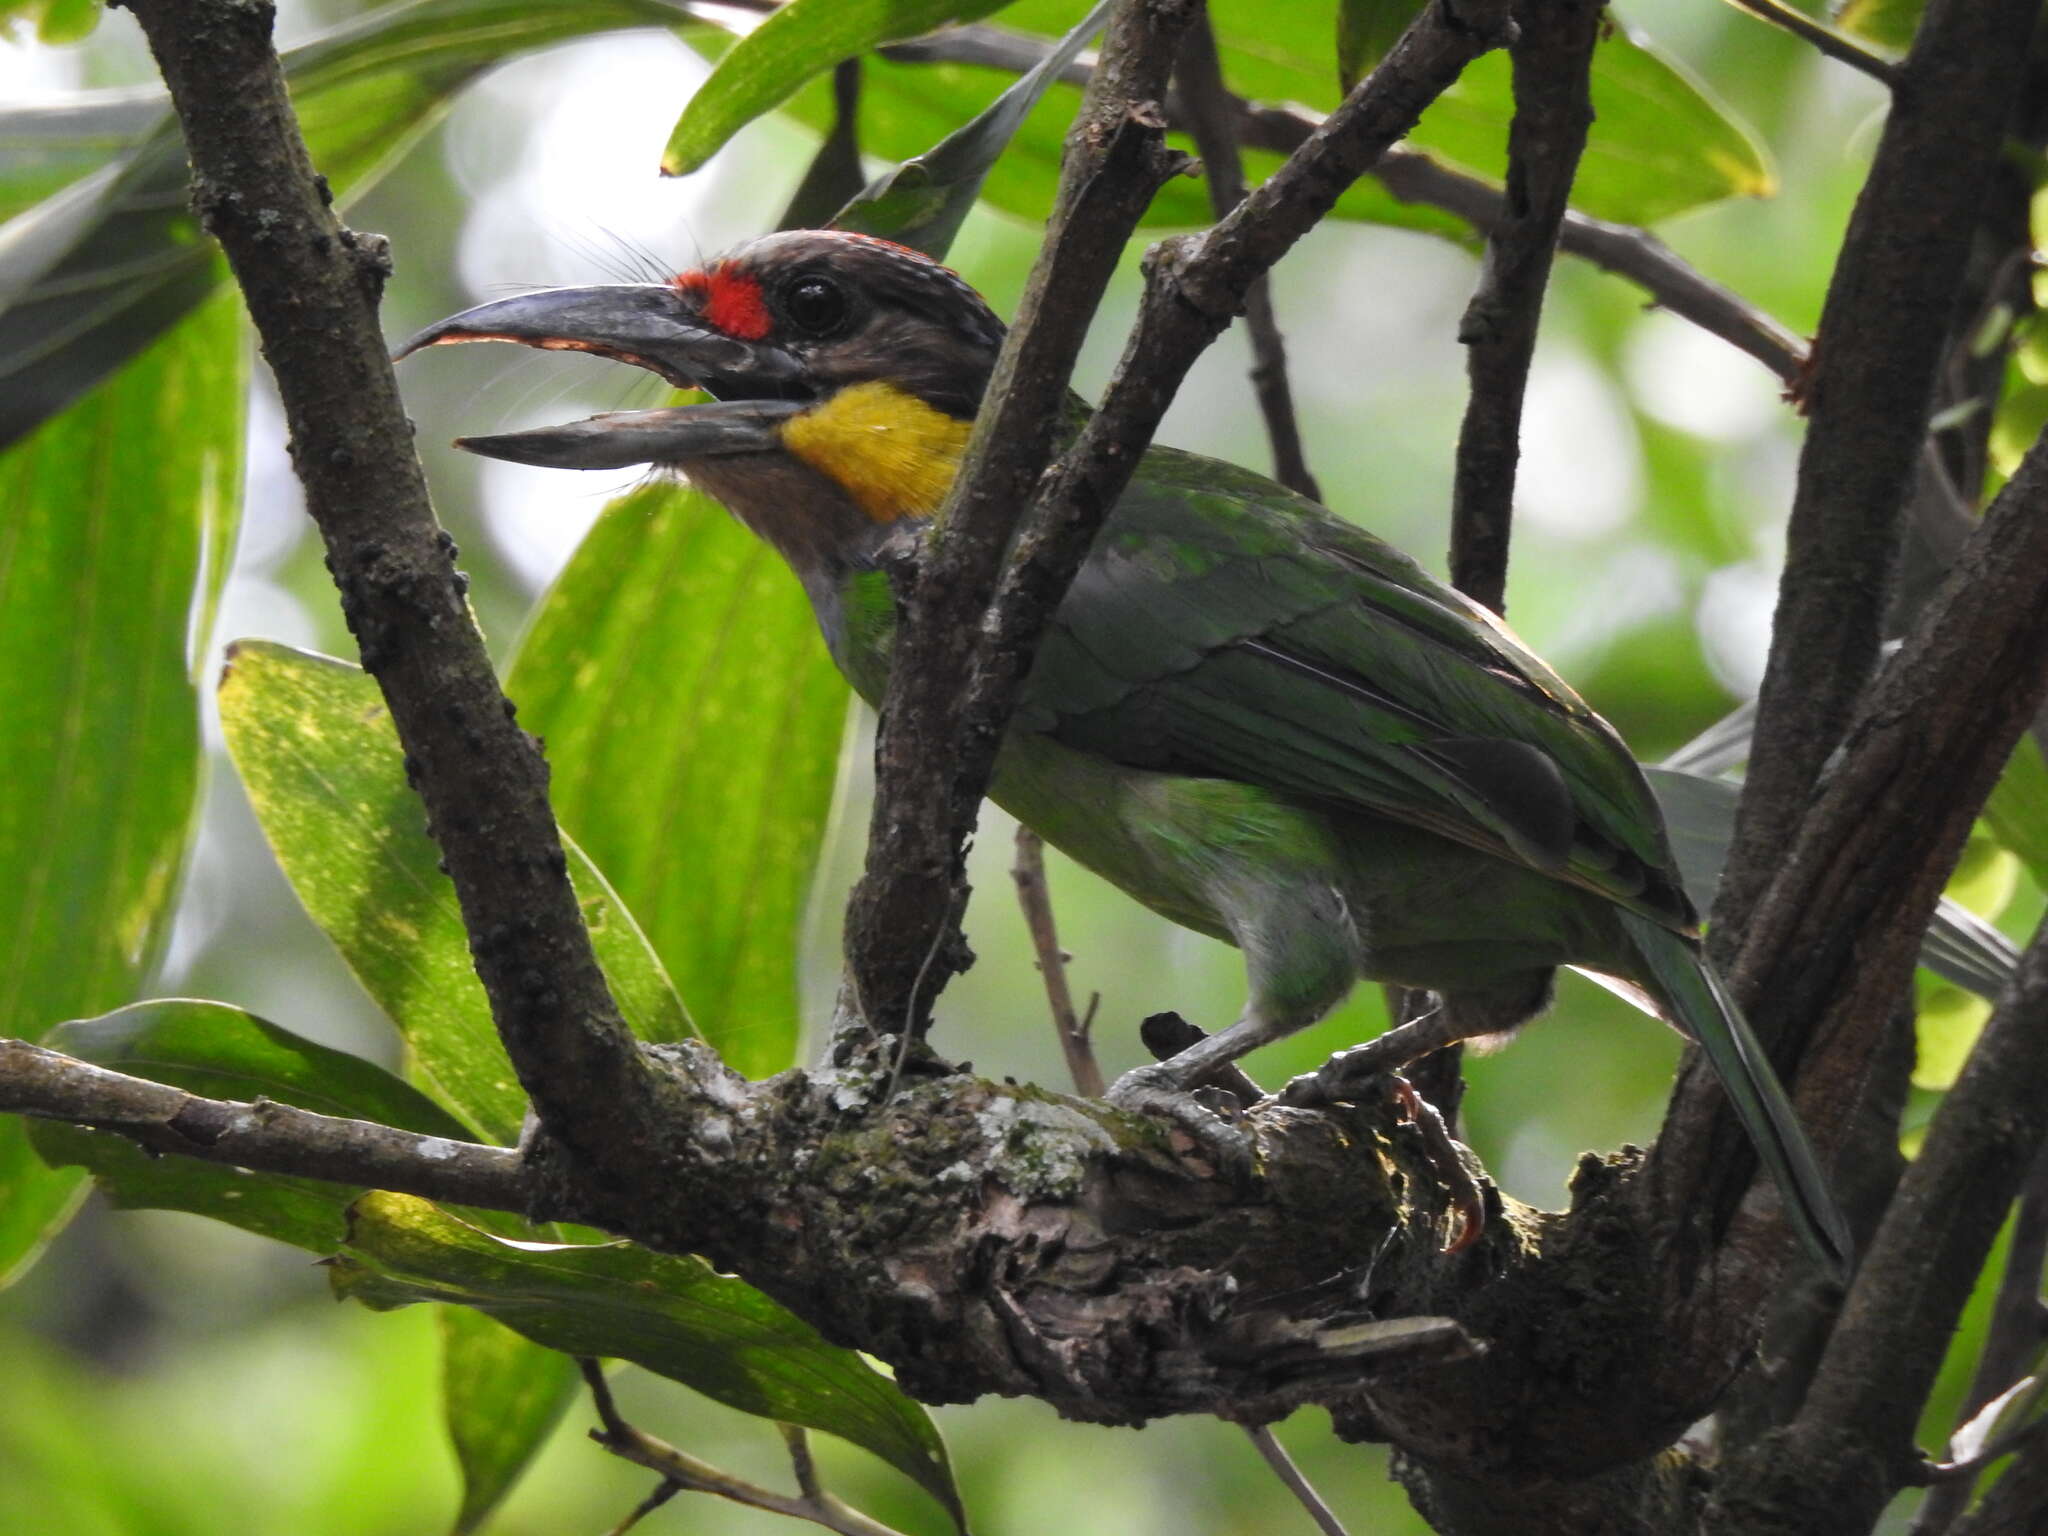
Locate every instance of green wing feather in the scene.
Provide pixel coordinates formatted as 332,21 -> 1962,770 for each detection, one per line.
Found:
1020,446 -> 1694,931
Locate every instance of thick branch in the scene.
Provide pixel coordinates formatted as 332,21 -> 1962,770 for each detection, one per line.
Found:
0,1039 -> 531,1209
1713,0 -> 2040,947
119,0 -> 664,1173
5,1028 -> 1484,1431
1646,413 -> 2048,1339
1706,915 -> 2048,1536
842,0 -> 1196,1036
1172,13 -> 1320,501
1446,0 -> 1603,614
1910,1144 -> 2048,1535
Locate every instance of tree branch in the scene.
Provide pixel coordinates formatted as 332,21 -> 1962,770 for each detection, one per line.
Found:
1712,0 -> 2040,952
1446,0 -> 1603,614
970,0 -> 1519,762
885,20 -> 1811,383
841,0 -> 1197,1038
117,0 -> 666,1178
0,1039 -> 531,1210
1646,409 -> 2048,1346
1911,1144 -> 2048,1535
1706,913 -> 2048,1536
581,1361 -> 911,1536
1720,0 -> 1899,87
1172,11 -> 1320,501
1011,826 -> 1104,1098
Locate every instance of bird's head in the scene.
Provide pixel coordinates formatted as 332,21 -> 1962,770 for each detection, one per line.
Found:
399,230 -> 1008,550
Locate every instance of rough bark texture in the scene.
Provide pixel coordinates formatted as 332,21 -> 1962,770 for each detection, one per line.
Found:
1446,0 -> 1604,613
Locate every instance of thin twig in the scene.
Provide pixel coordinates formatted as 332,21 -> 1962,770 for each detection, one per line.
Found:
1172,12 -> 1320,501
1721,0 -> 1900,87
118,0 -> 664,1175
578,1360 -> 913,1536
1011,826 -> 1105,1097
0,1038 -> 531,1210
1447,0 -> 1604,614
781,1424 -> 824,1503
1245,1424 -> 1354,1536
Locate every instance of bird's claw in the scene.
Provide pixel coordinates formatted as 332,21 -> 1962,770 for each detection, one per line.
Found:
1106,1063 -> 1258,1181
1275,1040 -> 1401,1108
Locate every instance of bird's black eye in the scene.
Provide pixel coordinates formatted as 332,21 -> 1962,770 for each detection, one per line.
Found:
783,275 -> 849,337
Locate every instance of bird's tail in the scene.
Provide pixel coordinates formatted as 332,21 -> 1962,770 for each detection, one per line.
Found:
1615,909 -> 1853,1282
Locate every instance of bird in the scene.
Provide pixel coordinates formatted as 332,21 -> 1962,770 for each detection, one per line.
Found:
399,228 -> 1851,1278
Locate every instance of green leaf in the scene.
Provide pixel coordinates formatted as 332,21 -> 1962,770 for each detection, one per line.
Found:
0,286 -> 244,1283
334,1192 -> 964,1530
748,26 -> 1420,236
661,0 -> 1015,176
1985,732 -> 2048,892
0,0 -> 101,39
440,1308 -> 580,1536
0,0 -> 704,448
219,641 -> 693,1143
1913,976 -> 1989,1092
0,90 -> 160,225
0,1137 -> 89,1290
1204,0 -> 1775,227
28,1000 -> 475,1254
506,484 -> 845,1080
832,0 -> 1114,260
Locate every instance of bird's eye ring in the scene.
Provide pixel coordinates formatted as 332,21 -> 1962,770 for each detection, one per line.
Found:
782,275 -> 850,337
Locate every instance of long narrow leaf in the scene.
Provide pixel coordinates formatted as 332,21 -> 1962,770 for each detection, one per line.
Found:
832,0 -> 1114,259
0,287 -> 243,1284
661,0 -> 1014,176
505,484 -> 844,1080
441,1308 -> 580,1536
219,641 -> 693,1143
335,1192 -> 965,1531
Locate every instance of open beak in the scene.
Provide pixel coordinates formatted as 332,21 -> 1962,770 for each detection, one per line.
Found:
397,285 -> 808,469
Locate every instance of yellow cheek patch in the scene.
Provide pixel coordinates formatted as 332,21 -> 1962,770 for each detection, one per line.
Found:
780,381 -> 972,523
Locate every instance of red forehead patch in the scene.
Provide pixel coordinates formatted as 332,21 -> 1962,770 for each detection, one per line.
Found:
670,263 -> 770,341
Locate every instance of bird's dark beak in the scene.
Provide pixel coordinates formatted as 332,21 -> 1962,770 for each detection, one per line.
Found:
455,401 -> 806,469
397,284 -> 810,469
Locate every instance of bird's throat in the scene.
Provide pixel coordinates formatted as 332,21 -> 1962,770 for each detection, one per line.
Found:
780,381 -> 972,523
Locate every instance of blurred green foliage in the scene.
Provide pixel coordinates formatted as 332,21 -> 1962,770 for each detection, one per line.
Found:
1,0 -> 2043,1533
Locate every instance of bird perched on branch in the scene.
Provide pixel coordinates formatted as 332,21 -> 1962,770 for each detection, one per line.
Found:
402,229 -> 1850,1278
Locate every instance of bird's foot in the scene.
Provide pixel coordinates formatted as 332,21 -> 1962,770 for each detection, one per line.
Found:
1106,1062 -> 1258,1181
1275,1038 -> 1406,1108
